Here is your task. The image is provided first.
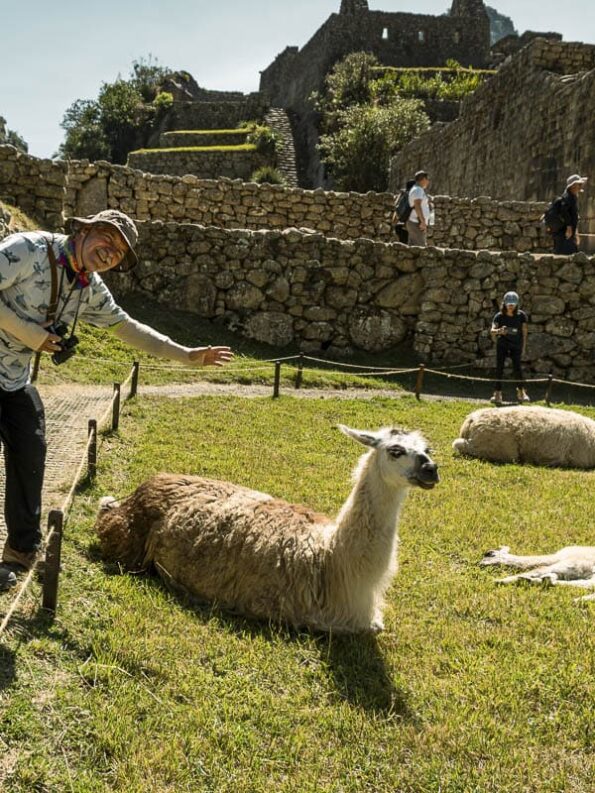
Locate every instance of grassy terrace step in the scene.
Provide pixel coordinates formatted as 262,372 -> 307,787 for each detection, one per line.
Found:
159,129 -> 253,148
131,144 -> 257,155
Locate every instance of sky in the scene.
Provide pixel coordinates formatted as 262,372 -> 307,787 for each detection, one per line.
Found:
1,0 -> 593,159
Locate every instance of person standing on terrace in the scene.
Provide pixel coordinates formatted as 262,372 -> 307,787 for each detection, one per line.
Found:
407,170 -> 433,247
490,292 -> 530,407
0,210 -> 232,592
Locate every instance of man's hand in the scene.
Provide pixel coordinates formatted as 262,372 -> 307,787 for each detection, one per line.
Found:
565,226 -> 574,239
38,331 -> 63,354
419,222 -> 427,232
188,346 -> 234,367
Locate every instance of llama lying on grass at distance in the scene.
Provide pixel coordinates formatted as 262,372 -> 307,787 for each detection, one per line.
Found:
481,546 -> 595,602
453,406 -> 595,468
95,425 -> 439,633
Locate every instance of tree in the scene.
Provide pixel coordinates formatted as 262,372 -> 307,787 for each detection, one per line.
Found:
318,100 -> 430,193
57,56 -> 171,163
314,52 -> 380,132
58,100 -> 109,161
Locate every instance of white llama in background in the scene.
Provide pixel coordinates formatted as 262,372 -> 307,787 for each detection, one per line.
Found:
482,546 -> 595,602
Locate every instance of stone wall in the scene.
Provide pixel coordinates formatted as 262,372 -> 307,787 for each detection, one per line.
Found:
126,149 -> 269,182
154,97 -> 269,137
64,159 -> 552,253
260,6 -> 490,113
0,145 -> 66,229
390,39 -> 595,237
105,221 -> 595,381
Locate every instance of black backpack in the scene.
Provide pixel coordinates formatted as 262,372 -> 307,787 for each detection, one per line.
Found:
395,189 -> 412,224
542,196 -> 569,234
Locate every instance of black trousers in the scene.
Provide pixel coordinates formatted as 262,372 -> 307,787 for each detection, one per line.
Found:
495,344 -> 524,391
0,385 -> 46,553
553,233 -> 578,255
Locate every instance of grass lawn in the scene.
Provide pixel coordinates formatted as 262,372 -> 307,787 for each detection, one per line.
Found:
1,395 -> 594,792
34,293 -> 409,393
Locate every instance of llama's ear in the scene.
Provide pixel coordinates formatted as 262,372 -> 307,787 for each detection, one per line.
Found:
338,425 -> 381,448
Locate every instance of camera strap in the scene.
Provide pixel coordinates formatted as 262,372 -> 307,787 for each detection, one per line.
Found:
31,238 -> 83,382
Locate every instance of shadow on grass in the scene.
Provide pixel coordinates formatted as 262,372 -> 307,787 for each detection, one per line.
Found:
0,643 -> 16,690
321,632 -> 411,718
91,544 -> 412,719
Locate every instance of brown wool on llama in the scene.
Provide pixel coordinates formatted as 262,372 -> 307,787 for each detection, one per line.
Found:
95,425 -> 439,633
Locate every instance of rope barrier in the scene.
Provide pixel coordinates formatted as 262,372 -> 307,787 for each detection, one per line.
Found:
0,363 -> 138,639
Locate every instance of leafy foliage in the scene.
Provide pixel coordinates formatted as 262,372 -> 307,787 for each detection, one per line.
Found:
250,166 -> 286,185
58,57 -> 172,163
371,60 -> 490,102
318,100 -> 429,193
313,52 -> 381,132
246,125 -> 280,157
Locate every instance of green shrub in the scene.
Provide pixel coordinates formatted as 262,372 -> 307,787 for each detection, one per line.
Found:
250,166 -> 286,185
153,91 -> 174,113
246,126 -> 279,157
318,99 -> 430,193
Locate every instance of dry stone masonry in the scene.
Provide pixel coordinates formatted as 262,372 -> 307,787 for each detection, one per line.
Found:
63,157 -> 552,253
104,222 -> 595,381
0,140 -> 592,382
127,148 -> 269,182
390,38 -> 595,238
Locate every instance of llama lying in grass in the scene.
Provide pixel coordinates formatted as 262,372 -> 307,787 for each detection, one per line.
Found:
481,546 -> 595,602
95,425 -> 439,633
453,406 -> 595,468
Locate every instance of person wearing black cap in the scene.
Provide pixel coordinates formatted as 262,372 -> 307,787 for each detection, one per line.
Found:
490,291 -> 530,407
0,210 -> 232,591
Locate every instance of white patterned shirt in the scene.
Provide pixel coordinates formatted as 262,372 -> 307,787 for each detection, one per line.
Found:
0,231 -> 129,391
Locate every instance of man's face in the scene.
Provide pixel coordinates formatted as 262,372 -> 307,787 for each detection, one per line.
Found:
419,177 -> 430,190
569,182 -> 585,195
76,223 -> 129,273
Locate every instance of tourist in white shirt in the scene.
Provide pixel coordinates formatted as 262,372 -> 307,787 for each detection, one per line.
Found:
407,170 -> 432,247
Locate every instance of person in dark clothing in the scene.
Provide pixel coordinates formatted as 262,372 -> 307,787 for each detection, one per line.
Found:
552,174 -> 588,255
490,292 -> 530,406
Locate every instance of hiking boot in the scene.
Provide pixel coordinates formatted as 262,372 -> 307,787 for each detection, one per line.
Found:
2,544 -> 39,572
490,390 -> 503,406
0,565 -> 17,592
517,388 -> 531,403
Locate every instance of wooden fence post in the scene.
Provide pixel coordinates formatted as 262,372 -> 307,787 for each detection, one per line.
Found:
545,375 -> 554,407
415,364 -> 426,402
130,361 -> 140,399
88,420 -> 97,480
273,361 -> 281,399
295,353 -> 304,390
112,383 -> 121,431
42,510 -> 64,614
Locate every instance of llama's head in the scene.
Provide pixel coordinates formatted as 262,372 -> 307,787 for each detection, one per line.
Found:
339,425 -> 439,490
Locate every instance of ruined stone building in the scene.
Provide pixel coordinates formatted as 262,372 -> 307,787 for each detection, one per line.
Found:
260,0 -> 491,113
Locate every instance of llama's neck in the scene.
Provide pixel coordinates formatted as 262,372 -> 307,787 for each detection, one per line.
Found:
330,451 -> 408,575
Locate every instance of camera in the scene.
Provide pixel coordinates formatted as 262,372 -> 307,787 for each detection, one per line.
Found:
48,321 -> 79,365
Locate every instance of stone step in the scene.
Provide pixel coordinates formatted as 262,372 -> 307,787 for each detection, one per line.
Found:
264,108 -> 299,188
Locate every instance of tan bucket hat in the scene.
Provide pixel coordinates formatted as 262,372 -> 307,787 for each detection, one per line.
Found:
64,209 -> 139,272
